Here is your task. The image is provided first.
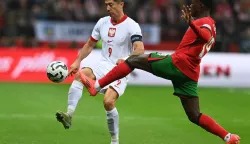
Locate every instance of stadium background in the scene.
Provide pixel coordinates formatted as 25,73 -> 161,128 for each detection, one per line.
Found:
0,0 -> 249,143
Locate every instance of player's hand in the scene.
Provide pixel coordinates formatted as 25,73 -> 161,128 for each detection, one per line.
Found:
116,58 -> 125,65
68,60 -> 81,77
181,5 -> 193,24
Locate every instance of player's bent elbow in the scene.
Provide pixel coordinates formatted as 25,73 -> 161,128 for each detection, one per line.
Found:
138,48 -> 145,54
204,37 -> 211,43
204,34 -> 215,43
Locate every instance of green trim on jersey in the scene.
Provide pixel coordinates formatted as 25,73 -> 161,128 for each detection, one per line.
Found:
149,52 -> 198,97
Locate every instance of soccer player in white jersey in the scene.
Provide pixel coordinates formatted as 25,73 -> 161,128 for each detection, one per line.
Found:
55,0 -> 144,143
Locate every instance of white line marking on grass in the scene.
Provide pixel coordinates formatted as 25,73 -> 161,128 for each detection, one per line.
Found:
227,88 -> 236,93
244,91 -> 250,95
227,88 -> 250,95
0,114 -> 247,124
0,114 -> 186,122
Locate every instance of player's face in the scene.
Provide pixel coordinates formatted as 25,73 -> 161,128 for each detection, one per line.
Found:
190,0 -> 202,17
105,0 -> 124,19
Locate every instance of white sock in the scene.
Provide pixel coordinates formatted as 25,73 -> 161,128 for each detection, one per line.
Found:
95,81 -> 101,91
224,133 -> 231,142
106,108 -> 119,141
67,80 -> 83,117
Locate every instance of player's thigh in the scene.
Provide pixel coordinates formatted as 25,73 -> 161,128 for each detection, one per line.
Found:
126,54 -> 152,73
180,97 -> 200,113
101,77 -> 127,97
173,76 -> 200,123
179,96 -> 200,123
148,53 -> 178,80
103,77 -> 127,106
75,67 -> 96,81
172,79 -> 198,98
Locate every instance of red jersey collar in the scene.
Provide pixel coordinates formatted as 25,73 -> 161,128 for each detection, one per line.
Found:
110,15 -> 128,26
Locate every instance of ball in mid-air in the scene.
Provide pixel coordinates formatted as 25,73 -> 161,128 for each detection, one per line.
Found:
46,61 -> 68,83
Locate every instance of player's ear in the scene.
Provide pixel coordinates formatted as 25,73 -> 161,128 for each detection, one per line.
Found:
200,3 -> 205,9
120,2 -> 124,7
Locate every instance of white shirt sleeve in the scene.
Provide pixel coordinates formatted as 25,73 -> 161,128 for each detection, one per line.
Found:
91,18 -> 103,42
128,22 -> 142,37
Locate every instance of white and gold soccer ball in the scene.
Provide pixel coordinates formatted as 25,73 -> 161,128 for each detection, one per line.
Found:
46,61 -> 68,83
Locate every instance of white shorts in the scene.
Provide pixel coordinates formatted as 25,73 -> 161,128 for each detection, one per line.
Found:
86,64 -> 128,96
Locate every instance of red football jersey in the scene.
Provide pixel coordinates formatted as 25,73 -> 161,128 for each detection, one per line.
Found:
171,17 -> 216,82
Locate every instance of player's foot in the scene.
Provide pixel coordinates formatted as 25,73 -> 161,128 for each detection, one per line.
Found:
226,134 -> 240,144
79,71 -> 98,96
110,140 -> 119,144
110,136 -> 119,144
56,111 -> 72,129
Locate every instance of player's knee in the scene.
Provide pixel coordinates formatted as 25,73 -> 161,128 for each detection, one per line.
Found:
103,89 -> 118,111
103,98 -> 115,106
186,112 -> 200,125
103,98 -> 116,110
125,55 -> 139,68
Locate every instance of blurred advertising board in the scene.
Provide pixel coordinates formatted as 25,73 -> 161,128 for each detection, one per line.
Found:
0,49 -> 249,88
0,48 -> 77,83
34,21 -> 160,44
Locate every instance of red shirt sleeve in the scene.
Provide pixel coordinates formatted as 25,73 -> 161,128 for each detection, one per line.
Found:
189,21 -> 212,42
90,36 -> 98,42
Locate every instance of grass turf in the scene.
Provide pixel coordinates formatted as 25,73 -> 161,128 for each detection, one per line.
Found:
0,83 -> 249,144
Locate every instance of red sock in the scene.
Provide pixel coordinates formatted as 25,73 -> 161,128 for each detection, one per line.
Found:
199,114 -> 229,140
98,62 -> 133,88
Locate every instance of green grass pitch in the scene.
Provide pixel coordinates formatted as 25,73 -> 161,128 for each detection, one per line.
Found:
0,83 -> 249,144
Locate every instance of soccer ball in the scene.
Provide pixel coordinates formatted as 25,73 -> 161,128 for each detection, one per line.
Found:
46,61 -> 68,83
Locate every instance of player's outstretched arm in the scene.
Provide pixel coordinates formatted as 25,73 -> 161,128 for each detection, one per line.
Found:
131,41 -> 145,55
181,5 -> 212,42
68,38 -> 96,76
76,38 -> 96,62
116,41 -> 144,65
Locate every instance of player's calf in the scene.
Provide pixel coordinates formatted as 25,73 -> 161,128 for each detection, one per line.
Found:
180,97 -> 201,125
104,88 -> 120,144
179,97 -> 240,143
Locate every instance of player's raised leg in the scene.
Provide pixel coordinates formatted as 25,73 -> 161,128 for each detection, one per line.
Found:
179,97 -> 240,144
98,54 -> 153,88
56,67 -> 96,129
103,88 -> 120,144
79,54 -> 152,96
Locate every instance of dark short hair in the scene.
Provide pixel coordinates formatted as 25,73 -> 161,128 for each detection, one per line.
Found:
113,0 -> 124,3
200,0 -> 214,10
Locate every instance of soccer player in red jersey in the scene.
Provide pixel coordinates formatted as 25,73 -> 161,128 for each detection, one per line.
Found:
79,0 -> 240,143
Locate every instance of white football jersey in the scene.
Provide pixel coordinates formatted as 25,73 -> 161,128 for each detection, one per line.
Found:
90,15 -> 142,69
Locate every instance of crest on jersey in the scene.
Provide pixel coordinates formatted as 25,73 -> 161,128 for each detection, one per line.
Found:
108,28 -> 116,37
